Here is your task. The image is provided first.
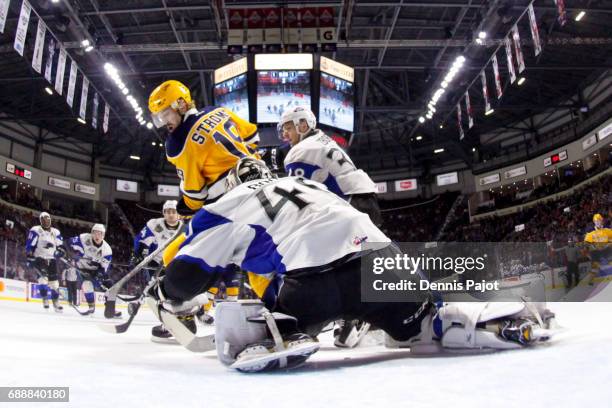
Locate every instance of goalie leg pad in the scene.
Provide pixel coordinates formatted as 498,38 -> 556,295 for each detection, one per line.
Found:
386,302 -> 551,353
214,301 -> 269,366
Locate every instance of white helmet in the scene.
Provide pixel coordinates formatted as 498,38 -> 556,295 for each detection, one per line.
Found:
225,157 -> 273,192
39,212 -> 51,220
277,106 -> 317,140
91,224 -> 106,234
163,200 -> 178,212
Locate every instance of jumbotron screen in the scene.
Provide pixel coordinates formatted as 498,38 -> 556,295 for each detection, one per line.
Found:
257,70 -> 311,123
319,72 -> 355,132
213,73 -> 249,121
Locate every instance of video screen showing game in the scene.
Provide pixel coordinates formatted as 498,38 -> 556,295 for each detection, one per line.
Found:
257,70 -> 311,123
213,73 -> 249,121
319,72 -> 354,132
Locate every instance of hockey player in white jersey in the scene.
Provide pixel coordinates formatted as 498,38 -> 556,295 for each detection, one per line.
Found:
131,200 -> 195,341
68,224 -> 116,316
279,105 -> 381,347
132,200 -> 181,274
279,106 -> 382,226
25,212 -> 65,312
147,158 -> 553,372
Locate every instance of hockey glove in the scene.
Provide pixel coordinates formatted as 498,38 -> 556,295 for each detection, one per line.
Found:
26,255 -> 36,269
54,246 -> 67,259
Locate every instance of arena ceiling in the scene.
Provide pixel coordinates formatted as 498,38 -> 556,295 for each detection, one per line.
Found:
0,0 -> 611,177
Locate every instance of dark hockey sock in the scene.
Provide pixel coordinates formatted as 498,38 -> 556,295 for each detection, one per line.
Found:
39,285 -> 48,298
50,289 -> 59,300
85,292 -> 95,304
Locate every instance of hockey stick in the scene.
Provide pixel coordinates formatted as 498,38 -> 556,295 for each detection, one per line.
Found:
98,277 -> 159,334
145,297 -> 216,352
70,303 -> 92,316
104,222 -> 184,318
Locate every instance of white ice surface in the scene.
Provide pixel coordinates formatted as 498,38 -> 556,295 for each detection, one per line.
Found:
1,300 -> 611,408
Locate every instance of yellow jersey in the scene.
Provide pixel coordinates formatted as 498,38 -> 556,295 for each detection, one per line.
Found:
584,228 -> 612,244
165,106 -> 259,210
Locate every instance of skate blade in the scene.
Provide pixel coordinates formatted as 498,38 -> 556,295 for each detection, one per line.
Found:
150,336 -> 180,345
230,343 -> 320,372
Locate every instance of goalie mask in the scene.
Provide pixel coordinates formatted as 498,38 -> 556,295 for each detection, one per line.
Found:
225,158 -> 273,192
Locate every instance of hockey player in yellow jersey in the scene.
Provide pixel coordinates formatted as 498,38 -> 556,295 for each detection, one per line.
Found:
583,213 -> 611,285
149,80 -> 260,211
149,79 -> 258,334
584,213 -> 612,244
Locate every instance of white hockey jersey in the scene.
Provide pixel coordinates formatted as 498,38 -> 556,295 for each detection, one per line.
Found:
25,225 -> 63,260
134,218 -> 181,263
173,176 -> 389,280
70,233 -> 112,273
284,130 -> 376,198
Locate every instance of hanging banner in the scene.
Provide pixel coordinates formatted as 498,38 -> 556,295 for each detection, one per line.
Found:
54,47 -> 67,95
511,26 -> 526,73
14,0 -> 32,56
300,7 -> 318,45
457,104 -> 464,140
246,8 -> 264,46
0,0 -> 10,34
66,60 -> 77,107
79,76 -> 89,120
283,7 -> 300,46
32,19 -> 46,73
44,38 -> 55,83
263,8 -> 281,47
465,91 -> 474,129
227,9 -> 244,50
504,37 -> 516,83
492,54 -> 503,99
92,93 -> 99,129
527,4 -> 542,56
103,103 -> 109,133
481,70 -> 491,113
555,0 -> 567,27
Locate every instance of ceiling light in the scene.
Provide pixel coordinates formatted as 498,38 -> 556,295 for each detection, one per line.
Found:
439,124 -> 444,129
426,112 -> 433,119
434,148 -> 445,154
441,81 -> 448,89
478,31 -> 487,39
81,39 -> 90,47
575,11 -> 585,21
44,87 -> 53,95
84,45 -> 93,52
475,38 -> 483,45
122,88 -> 129,95
517,77 -> 526,85
485,109 -> 495,116
472,147 -> 476,152
77,118 -> 86,124
416,135 -> 423,141
130,155 -> 140,160
146,122 -> 153,129
418,116 -> 425,123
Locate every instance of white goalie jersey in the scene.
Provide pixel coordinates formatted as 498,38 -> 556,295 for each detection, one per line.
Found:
70,233 -> 112,273
284,130 -> 376,198
174,177 -> 389,277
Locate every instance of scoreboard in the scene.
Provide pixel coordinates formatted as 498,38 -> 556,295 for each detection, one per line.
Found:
6,162 -> 32,180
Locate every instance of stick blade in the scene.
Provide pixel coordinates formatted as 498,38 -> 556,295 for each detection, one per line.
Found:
159,309 -> 216,352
